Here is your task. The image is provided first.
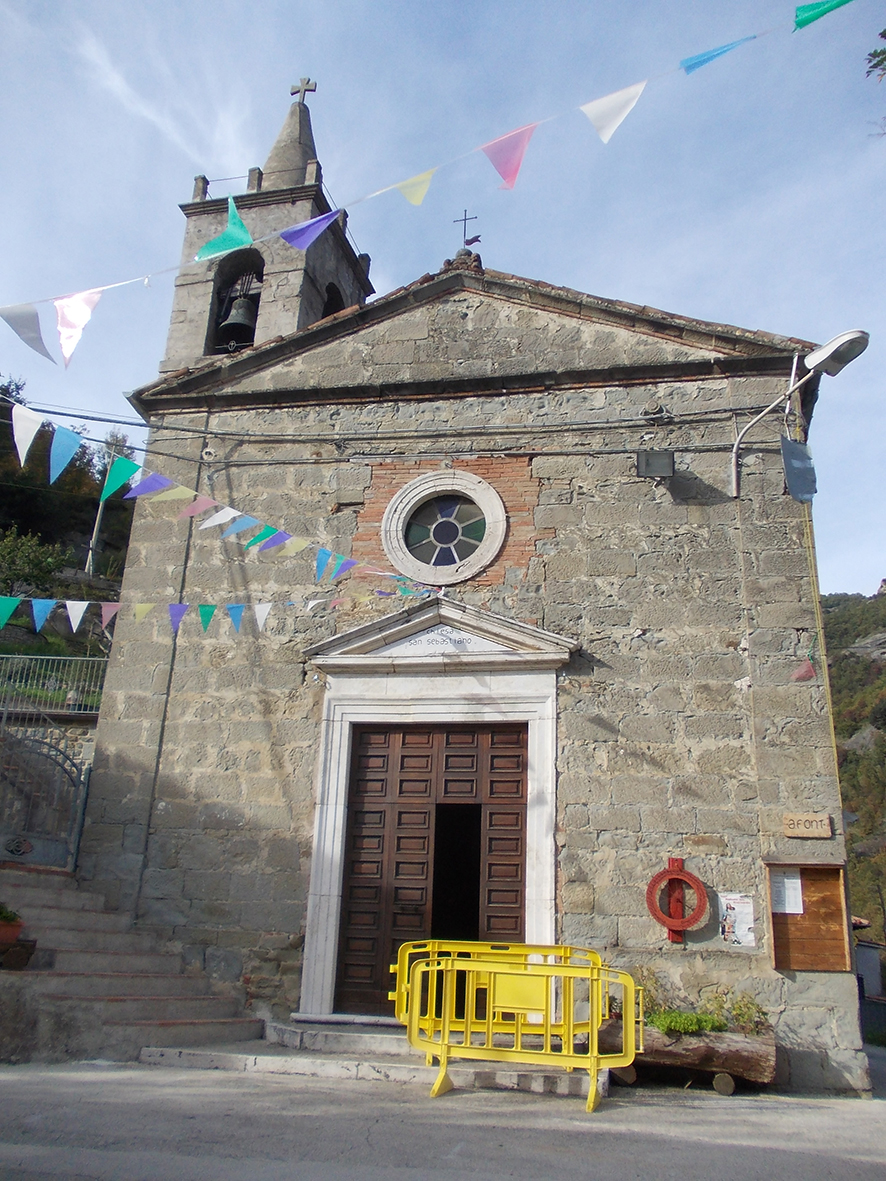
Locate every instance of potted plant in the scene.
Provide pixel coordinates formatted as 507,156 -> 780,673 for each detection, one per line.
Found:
0,903 -> 24,951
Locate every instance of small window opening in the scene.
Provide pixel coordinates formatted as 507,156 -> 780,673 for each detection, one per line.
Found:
321,283 -> 345,319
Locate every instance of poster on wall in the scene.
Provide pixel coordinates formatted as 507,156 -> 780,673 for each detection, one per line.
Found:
717,892 -> 756,948
770,867 -> 804,914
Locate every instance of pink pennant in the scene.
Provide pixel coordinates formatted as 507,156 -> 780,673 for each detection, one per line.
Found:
54,290 -> 102,367
100,602 -> 121,628
480,123 -> 539,190
177,495 -> 218,519
791,659 -> 816,683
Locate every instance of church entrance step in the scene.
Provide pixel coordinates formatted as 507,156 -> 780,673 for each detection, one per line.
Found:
48,949 -> 183,974
40,994 -> 239,1022
108,1018 -> 264,1058
269,1019 -> 416,1059
23,971 -> 211,998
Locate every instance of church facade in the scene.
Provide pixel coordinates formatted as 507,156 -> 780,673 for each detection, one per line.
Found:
79,96 -> 868,1091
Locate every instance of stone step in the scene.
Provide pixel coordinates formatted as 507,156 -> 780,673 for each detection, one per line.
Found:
41,993 -> 239,1022
0,878 -> 109,913
17,926 -> 164,953
109,1018 -> 264,1057
50,949 -> 183,975
17,906 -> 133,933
270,1021 -> 415,1059
139,1040 -> 606,1102
22,972 -> 211,998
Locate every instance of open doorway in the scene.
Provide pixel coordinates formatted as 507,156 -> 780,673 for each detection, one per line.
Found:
432,804 -> 481,941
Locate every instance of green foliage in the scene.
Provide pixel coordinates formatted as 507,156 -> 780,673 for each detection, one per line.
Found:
0,903 -> 22,923
0,526 -> 71,595
635,969 -> 770,1036
822,593 -> 886,739
865,1030 -> 886,1048
867,30 -> 886,80
646,1009 -> 727,1035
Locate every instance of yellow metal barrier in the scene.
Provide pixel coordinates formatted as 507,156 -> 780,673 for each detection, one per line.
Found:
391,943 -> 642,1112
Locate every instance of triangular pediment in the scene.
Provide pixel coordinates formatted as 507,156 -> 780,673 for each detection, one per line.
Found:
304,599 -> 578,673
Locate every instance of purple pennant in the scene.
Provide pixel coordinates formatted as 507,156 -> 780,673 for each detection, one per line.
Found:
279,210 -> 340,252
331,557 -> 357,580
168,603 -> 189,634
124,473 -> 174,499
258,530 -> 292,551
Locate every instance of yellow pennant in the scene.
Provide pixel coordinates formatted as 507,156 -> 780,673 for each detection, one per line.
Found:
396,168 -> 436,207
134,603 -> 155,622
149,484 -> 199,502
278,537 -> 312,556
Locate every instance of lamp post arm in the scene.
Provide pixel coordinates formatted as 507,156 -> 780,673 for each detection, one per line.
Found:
730,369 -> 816,498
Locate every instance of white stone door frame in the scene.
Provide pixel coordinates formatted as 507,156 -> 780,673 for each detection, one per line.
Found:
298,670 -> 559,1016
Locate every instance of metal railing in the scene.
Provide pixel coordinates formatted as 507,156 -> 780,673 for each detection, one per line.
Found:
391,940 -> 642,1112
0,655 -> 108,719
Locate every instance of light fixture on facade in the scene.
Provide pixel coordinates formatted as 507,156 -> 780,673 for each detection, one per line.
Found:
730,330 -> 869,499
636,450 -> 675,479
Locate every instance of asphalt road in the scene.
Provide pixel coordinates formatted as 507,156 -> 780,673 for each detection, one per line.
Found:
0,1060 -> 885,1181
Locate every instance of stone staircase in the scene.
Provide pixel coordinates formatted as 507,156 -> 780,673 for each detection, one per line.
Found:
0,865 -> 263,1063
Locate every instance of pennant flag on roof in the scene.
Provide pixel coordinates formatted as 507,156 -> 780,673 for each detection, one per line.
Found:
31,599 -> 57,631
199,506 -> 241,529
196,197 -> 253,260
65,602 -> 89,633
134,603 -> 155,622
100,602 -> 120,628
124,473 -> 174,499
220,516 -> 261,539
316,548 -> 333,580
331,556 -> 357,580
580,81 -> 647,144
395,169 -> 436,207
480,123 -> 539,190
0,598 -> 21,628
100,455 -> 141,502
791,657 -> 816,682
254,603 -> 273,632
243,525 -> 277,550
49,425 -> 84,484
198,604 -> 216,632
279,210 -> 340,252
169,604 -> 189,634
177,495 -> 218,519
54,290 -> 101,367
795,0 -> 855,30
226,604 -> 245,632
258,530 -> 292,551
278,537 -> 311,556
11,404 -> 44,466
680,36 -> 756,75
150,483 -> 199,502
0,304 -> 55,363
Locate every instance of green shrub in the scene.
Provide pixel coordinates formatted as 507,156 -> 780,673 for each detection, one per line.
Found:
0,903 -> 22,923
646,1009 -> 727,1035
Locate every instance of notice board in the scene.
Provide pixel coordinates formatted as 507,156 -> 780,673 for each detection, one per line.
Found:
768,865 -> 849,972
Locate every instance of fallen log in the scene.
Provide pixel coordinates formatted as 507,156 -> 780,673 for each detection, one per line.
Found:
598,1020 -> 776,1084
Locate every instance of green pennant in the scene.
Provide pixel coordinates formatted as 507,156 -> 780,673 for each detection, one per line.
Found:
100,456 -> 141,502
198,604 -> 217,632
195,196 -> 253,261
0,597 -> 22,629
243,525 -> 277,550
795,0 -> 855,31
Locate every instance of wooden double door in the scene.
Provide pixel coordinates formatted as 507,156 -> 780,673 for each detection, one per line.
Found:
335,724 -> 527,1014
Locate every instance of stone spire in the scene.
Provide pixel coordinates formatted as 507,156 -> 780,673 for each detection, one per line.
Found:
262,91 -> 318,190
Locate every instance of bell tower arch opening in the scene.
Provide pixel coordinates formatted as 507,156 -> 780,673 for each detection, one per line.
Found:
205,247 -> 265,355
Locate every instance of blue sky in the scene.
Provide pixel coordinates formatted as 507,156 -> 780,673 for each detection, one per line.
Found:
0,0 -> 882,593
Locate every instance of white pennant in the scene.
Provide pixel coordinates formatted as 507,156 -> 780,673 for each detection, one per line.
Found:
198,507 -> 242,530
254,603 -> 273,632
54,290 -> 102,367
580,80 -> 647,144
65,601 -> 90,632
11,404 -> 44,465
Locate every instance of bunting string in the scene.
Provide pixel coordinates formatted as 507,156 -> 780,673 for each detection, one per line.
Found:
0,3 -> 859,364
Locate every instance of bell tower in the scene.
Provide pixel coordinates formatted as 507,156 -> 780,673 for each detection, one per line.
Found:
159,82 -> 373,375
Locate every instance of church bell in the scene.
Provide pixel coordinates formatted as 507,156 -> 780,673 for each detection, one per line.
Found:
216,296 -> 258,349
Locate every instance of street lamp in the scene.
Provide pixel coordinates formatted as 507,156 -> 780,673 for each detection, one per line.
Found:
730,330 -> 869,498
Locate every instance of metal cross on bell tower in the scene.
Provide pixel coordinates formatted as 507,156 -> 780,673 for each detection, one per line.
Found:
453,209 -> 480,249
291,77 -> 317,105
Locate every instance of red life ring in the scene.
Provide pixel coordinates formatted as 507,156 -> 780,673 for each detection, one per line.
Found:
645,868 -> 708,932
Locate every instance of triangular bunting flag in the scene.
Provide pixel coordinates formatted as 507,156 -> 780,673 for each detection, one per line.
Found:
195,196 -> 253,261
580,81 -> 647,144
680,36 -> 756,75
0,304 -> 56,363
65,601 -> 89,633
54,289 -> 102,367
279,210 -> 340,252
258,530 -> 292,551
31,599 -> 57,631
220,516 -> 261,539
198,604 -> 217,632
331,556 -> 357,580
11,404 -> 44,466
278,537 -> 312,556
480,123 -> 539,189
795,0 -> 854,30
134,603 -> 155,622
395,169 -> 436,206
316,548 -> 332,580
100,602 -> 121,628
169,603 -> 189,634
243,525 -> 277,550
254,603 -> 273,632
226,604 -> 245,632
124,473 -> 174,499
306,599 -> 326,612
149,484 -> 199,502
49,425 -> 84,484
199,507 -> 242,530
100,455 -> 141,502
791,658 -> 817,682
177,495 -> 218,519
0,597 -> 22,628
